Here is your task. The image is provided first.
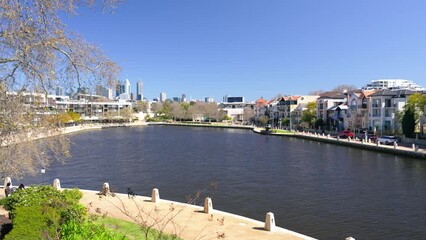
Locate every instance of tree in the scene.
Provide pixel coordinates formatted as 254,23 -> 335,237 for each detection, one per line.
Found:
331,84 -> 358,92
170,102 -> 184,121
134,101 -> 148,113
314,118 -> 324,130
151,102 -> 163,116
259,116 -> 269,126
0,1 -> 120,178
402,106 -> 416,138
301,102 -> 316,128
405,93 -> 426,133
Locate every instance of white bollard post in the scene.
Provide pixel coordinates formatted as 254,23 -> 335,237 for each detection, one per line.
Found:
4,177 -> 12,188
102,182 -> 110,195
412,143 -> 416,151
52,178 -> 61,190
151,188 -> 160,203
204,197 -> 213,213
264,212 -> 276,232
394,142 -> 398,149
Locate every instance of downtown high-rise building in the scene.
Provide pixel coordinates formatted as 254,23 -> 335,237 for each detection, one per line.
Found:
160,92 -> 167,102
136,80 -> 144,100
96,85 -> 113,99
125,79 -> 131,95
181,93 -> 187,102
56,86 -> 64,96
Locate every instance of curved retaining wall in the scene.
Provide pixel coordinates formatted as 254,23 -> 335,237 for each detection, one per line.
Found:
0,179 -> 317,240
253,129 -> 426,159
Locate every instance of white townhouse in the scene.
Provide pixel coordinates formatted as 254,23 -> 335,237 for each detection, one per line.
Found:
368,89 -> 417,133
277,95 -> 319,128
316,91 -> 348,130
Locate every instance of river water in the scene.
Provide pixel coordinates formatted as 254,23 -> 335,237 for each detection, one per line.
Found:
23,126 -> 426,239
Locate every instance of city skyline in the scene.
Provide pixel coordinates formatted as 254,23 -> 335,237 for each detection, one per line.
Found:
63,0 -> 426,101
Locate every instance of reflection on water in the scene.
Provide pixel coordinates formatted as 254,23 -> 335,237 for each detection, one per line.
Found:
23,126 -> 426,239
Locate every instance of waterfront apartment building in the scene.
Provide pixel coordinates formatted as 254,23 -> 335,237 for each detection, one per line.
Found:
344,89 -> 377,131
316,91 -> 348,130
363,79 -> 424,91
51,94 -> 132,121
219,97 -> 254,122
276,95 -> 319,128
368,89 -> 416,133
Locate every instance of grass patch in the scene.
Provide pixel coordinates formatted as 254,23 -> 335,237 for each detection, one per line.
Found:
94,216 -> 183,240
271,129 -> 295,134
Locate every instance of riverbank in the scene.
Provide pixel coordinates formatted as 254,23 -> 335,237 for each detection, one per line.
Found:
148,121 -> 255,130
61,121 -> 148,135
253,128 -> 426,159
0,184 -> 316,240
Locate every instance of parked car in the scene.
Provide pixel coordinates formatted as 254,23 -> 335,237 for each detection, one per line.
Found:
338,130 -> 355,138
377,136 -> 399,145
356,133 -> 377,142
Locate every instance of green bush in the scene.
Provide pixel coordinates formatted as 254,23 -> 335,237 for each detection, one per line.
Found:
5,206 -> 60,240
3,186 -> 86,224
61,220 -> 126,240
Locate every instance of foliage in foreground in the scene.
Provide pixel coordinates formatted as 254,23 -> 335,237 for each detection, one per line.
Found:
2,186 -> 86,239
61,220 -> 126,240
1,186 -> 182,239
94,216 -> 183,240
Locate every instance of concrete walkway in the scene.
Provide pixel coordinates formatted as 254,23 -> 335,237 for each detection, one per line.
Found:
0,187 -> 316,240
79,189 -> 316,240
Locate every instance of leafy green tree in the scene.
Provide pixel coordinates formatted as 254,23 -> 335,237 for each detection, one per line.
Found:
405,93 -> 426,133
315,118 -> 324,130
282,119 -> 290,127
402,106 -> 416,138
301,102 -> 317,128
67,111 -> 82,123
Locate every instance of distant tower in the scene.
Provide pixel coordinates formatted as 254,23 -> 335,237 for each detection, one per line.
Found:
182,93 -> 187,102
137,80 -> 144,101
223,95 -> 229,103
160,92 -> 167,102
56,86 -> 64,96
125,79 -> 131,95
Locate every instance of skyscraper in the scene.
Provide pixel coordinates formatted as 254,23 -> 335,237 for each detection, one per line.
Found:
56,86 -> 64,96
160,92 -> 167,102
181,94 -> 187,102
125,79 -> 131,95
136,80 -> 143,100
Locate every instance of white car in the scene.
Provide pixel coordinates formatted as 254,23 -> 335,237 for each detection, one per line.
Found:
377,136 -> 399,145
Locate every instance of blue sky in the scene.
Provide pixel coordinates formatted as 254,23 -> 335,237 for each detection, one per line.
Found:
64,0 -> 426,101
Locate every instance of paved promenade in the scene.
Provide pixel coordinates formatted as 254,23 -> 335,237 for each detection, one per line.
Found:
0,187 -> 316,240
79,189 -> 316,240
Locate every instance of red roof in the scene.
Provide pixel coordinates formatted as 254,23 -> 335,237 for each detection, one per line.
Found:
255,98 -> 268,107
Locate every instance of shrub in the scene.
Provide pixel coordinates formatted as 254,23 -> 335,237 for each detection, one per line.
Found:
4,206 -> 60,240
3,186 -> 86,224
